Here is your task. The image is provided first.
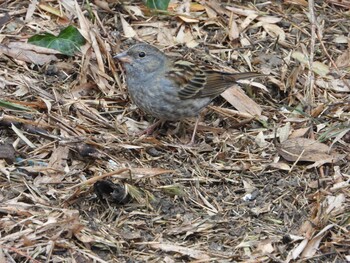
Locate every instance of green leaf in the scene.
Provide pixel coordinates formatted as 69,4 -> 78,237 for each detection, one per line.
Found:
0,100 -> 32,111
28,25 -> 86,56
146,0 -> 170,10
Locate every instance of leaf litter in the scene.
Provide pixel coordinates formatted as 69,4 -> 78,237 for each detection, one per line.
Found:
0,0 -> 349,262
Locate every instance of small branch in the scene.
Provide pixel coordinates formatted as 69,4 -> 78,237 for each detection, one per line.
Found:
306,0 -> 316,106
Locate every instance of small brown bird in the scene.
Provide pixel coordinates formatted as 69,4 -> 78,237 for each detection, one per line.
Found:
115,43 -> 263,144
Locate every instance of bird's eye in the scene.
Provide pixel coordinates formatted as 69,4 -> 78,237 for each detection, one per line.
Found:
138,52 -> 146,58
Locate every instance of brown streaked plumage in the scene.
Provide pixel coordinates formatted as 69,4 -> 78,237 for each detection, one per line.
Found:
114,43 -> 263,143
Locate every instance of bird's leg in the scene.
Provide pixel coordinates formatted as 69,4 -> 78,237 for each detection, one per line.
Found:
139,119 -> 162,135
189,116 -> 200,145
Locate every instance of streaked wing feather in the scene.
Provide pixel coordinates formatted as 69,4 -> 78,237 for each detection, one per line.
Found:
167,60 -> 207,99
167,59 -> 263,100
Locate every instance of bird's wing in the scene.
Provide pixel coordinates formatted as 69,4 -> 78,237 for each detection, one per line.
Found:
166,60 -> 263,100
166,60 -> 207,99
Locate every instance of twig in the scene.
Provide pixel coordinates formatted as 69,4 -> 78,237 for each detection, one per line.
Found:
306,0 -> 316,106
69,168 -> 130,189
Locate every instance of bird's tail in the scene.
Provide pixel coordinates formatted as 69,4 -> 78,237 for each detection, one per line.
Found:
226,72 -> 266,81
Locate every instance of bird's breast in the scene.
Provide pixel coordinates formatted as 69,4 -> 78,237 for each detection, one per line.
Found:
126,76 -> 212,121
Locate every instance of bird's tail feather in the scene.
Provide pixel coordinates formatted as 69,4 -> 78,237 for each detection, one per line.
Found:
228,72 -> 266,81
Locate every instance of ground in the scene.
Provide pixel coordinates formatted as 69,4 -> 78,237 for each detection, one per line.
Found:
0,0 -> 349,262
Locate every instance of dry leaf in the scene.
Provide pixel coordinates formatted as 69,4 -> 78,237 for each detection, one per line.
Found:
11,124 -> 36,148
255,131 -> 267,148
257,16 -> 282,24
228,17 -> 239,40
204,5 -> 217,18
240,14 -> 259,30
94,0 -> 113,12
268,162 -> 291,171
151,243 -> 210,260
0,43 -> 58,65
226,6 -> 257,16
257,239 -> 275,254
120,15 -> 137,38
287,239 -> 309,261
38,3 -> 65,18
325,0 -> 350,8
325,194 -> 345,215
26,0 -> 38,21
48,145 -> 69,171
73,0 -> 91,41
177,15 -> 199,23
278,122 -> 291,143
316,78 -> 350,92
290,127 -> 310,138
277,138 -> 343,165
335,48 -> 350,67
301,225 -> 334,258
292,51 -> 330,77
124,5 -> 144,17
284,0 -> 308,6
221,86 -> 262,116
333,35 -> 348,44
262,23 -> 286,42
131,167 -> 174,178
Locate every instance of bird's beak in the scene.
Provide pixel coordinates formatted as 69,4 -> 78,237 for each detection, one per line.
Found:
113,51 -> 133,63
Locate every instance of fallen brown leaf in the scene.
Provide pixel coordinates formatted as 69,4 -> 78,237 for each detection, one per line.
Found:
221,86 -> 262,116
277,137 -> 343,165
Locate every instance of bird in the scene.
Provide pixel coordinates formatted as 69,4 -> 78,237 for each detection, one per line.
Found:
114,43 -> 263,144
